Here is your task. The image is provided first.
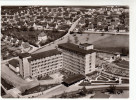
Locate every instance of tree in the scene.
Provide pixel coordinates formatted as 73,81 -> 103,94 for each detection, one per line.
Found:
61,91 -> 67,98
21,26 -> 28,31
121,48 -> 129,56
82,86 -> 87,94
106,85 -> 117,94
29,27 -> 34,31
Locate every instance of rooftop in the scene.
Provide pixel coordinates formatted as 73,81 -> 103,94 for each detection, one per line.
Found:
22,42 -> 30,49
18,53 -> 30,59
79,43 -> 93,47
58,43 -> 95,55
63,74 -> 85,85
28,49 -> 61,61
8,59 -> 19,68
38,32 -> 47,37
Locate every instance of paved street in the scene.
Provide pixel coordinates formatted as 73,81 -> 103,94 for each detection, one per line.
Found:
32,17 -> 81,54
37,85 -> 67,98
36,81 -> 129,98
1,63 -> 39,92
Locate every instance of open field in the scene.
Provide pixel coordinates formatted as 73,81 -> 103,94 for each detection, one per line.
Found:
33,33 -> 129,54
93,34 -> 129,53
70,33 -> 129,53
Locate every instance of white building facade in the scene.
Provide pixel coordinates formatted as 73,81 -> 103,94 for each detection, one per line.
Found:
19,49 -> 63,79
58,43 -> 96,75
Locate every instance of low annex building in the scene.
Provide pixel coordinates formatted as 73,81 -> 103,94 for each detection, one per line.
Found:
18,49 -> 63,79
8,59 -> 20,73
38,31 -> 48,42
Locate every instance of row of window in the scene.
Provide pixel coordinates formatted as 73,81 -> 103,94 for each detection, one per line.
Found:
31,61 -> 63,68
63,59 -> 85,68
63,52 -> 85,60
32,65 -> 61,74
64,64 -> 85,74
31,58 -> 63,65
64,62 -> 85,73
30,55 -> 62,64
32,63 -> 62,70
63,56 -> 85,65
32,69 -> 60,77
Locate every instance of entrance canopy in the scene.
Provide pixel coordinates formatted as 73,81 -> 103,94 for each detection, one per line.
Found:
62,74 -> 85,86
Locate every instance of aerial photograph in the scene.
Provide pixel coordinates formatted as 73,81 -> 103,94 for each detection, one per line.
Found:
1,6 -> 129,98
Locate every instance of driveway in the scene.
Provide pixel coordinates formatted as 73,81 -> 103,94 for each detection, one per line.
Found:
1,63 -> 39,92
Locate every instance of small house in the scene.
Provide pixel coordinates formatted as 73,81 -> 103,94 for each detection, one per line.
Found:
38,32 -> 47,42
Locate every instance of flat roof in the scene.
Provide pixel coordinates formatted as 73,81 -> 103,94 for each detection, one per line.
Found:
22,42 -> 30,48
80,43 -> 93,47
8,59 -> 19,68
18,53 -> 30,59
28,49 -> 61,61
63,74 -> 85,85
58,43 -> 95,55
86,71 -> 98,76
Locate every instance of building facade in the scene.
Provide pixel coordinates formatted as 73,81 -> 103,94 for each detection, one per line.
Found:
19,49 -> 63,79
58,43 -> 96,75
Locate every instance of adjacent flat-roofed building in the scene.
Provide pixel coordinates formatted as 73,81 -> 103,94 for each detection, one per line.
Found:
28,49 -> 63,78
8,59 -> 20,73
58,43 -> 96,75
18,53 -> 31,78
19,49 -> 63,79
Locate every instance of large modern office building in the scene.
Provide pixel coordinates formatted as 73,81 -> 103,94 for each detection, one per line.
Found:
18,43 -> 96,79
18,49 -> 63,78
58,43 -> 96,75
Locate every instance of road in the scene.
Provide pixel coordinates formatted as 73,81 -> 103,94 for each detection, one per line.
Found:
1,63 -> 39,92
32,17 -> 81,54
36,81 -> 129,98
37,84 -> 82,98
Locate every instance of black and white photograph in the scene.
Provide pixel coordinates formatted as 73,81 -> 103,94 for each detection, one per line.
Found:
1,5 -> 130,98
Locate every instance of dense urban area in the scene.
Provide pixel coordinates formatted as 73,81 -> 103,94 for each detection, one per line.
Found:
1,6 -> 129,98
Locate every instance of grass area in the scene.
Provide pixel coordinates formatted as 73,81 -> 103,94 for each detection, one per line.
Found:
93,35 -> 129,48
1,43 -> 20,60
100,73 -> 117,81
93,34 -> 129,53
69,33 -> 110,45
104,70 -> 129,77
92,91 -> 110,98
52,87 -> 93,98
79,81 -> 92,86
1,78 -> 14,90
22,84 -> 59,96
97,76 -> 109,81
69,33 -> 129,54
114,60 -> 129,69
122,79 -> 129,84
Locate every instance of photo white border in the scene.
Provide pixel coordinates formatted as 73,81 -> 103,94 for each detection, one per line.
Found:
0,0 -> 136,100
